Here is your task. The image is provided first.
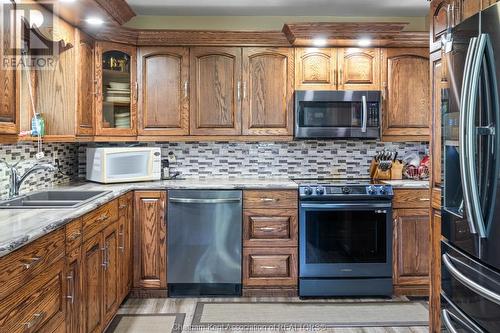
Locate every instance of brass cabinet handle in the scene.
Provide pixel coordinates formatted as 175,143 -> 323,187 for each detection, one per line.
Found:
260,198 -> 278,202
258,227 -> 276,232
184,81 -> 189,99
419,198 -> 431,202
260,266 -> 277,269
96,213 -> 109,223
23,312 -> 46,331
20,256 -> 41,270
118,231 -> 125,253
66,273 -> 75,304
69,232 -> 81,241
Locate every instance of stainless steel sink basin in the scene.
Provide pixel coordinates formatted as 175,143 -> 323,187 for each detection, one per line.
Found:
0,190 -> 111,209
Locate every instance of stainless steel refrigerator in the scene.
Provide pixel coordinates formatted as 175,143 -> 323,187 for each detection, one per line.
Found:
441,3 -> 500,332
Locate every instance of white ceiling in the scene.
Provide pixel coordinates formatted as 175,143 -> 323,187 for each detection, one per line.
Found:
125,0 -> 429,17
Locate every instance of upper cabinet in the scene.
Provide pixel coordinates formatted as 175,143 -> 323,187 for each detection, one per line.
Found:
295,48 -> 337,90
0,0 -> 17,137
190,47 -> 294,137
295,47 -> 381,91
138,47 -> 189,137
381,48 -> 430,142
460,0 -> 481,21
430,0 -> 453,53
337,48 -> 381,91
190,47 -> 242,136
76,30 -> 95,137
242,47 -> 294,136
95,42 -> 137,137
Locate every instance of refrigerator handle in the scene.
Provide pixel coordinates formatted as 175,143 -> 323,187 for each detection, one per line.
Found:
466,34 -> 488,238
459,37 -> 479,235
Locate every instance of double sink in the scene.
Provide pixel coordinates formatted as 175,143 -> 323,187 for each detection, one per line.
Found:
0,190 -> 111,209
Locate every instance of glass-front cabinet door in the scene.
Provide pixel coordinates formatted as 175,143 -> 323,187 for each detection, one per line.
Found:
95,42 -> 137,136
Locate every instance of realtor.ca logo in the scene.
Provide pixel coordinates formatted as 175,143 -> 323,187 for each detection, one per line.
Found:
1,1 -> 65,70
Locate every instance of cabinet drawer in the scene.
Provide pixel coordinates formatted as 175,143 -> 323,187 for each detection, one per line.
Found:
118,192 -> 133,217
0,260 -> 65,333
65,218 -> 82,252
82,199 -> 118,242
243,248 -> 297,287
0,229 -> 65,301
393,189 -> 430,209
243,209 -> 297,247
243,190 -> 298,209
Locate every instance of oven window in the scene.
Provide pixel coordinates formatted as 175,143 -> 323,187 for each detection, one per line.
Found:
298,101 -> 362,127
305,210 -> 387,264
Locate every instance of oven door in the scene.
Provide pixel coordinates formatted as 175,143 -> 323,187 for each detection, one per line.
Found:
299,201 -> 392,278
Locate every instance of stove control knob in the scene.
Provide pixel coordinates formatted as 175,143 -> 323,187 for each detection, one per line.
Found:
303,186 -> 313,195
379,186 -> 387,195
367,186 -> 377,195
342,187 -> 351,195
316,186 -> 325,195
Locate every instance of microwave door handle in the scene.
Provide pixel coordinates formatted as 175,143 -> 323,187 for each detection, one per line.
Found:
459,36 -> 478,235
467,34 -> 488,238
361,95 -> 368,133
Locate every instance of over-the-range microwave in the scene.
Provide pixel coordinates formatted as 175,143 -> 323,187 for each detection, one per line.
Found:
86,147 -> 161,184
295,90 -> 381,139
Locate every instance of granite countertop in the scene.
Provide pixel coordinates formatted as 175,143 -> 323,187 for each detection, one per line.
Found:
0,178 -> 297,258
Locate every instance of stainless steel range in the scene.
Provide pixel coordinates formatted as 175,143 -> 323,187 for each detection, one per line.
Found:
295,179 -> 394,297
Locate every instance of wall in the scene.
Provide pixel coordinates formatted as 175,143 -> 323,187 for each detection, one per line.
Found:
78,141 -> 428,179
0,143 -> 78,200
124,16 -> 428,31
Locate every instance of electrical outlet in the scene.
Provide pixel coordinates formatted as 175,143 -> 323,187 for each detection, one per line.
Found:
52,151 -> 58,164
167,152 -> 176,163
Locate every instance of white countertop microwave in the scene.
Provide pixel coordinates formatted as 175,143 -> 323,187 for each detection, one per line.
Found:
86,147 -> 161,183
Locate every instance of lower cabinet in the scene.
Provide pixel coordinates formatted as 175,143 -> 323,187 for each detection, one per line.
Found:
133,191 -> 167,292
242,190 -> 298,296
392,189 -> 431,296
103,222 -> 120,324
82,233 -> 105,333
118,193 -> 133,302
66,246 -> 83,333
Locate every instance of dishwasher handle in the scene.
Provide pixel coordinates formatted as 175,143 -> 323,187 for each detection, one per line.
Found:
169,197 -> 241,204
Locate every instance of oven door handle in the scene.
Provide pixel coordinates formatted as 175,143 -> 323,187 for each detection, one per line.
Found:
300,202 -> 392,209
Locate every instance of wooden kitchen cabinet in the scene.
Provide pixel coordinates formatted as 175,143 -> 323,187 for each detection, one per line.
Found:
133,191 -> 167,290
76,29 -> 95,137
430,0 -> 454,53
103,222 -> 120,324
95,42 -> 137,137
381,48 -> 430,142
242,47 -> 294,135
393,209 -> 430,296
190,47 -> 242,135
431,51 -> 444,189
66,246 -> 83,333
138,47 -> 189,136
118,193 -> 133,302
242,190 -> 298,296
82,234 -> 104,333
338,48 -> 381,90
460,0 -> 481,20
295,48 -> 337,90
0,0 -> 17,137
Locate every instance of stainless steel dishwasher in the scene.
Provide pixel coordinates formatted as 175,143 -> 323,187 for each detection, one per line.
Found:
167,190 -> 242,296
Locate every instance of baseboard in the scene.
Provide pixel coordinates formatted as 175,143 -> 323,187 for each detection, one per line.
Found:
129,288 -> 168,298
242,287 -> 298,297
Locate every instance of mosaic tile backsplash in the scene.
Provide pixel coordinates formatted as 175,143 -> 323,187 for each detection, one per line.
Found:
78,141 -> 428,179
0,143 -> 78,200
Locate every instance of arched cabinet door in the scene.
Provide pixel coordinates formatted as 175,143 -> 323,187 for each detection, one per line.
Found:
295,48 -> 337,90
242,47 -> 294,136
137,47 -> 189,136
189,47 -> 242,135
95,42 -> 137,137
381,48 -> 430,142
337,48 -> 381,91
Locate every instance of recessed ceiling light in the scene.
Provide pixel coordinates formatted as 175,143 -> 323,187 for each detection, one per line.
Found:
358,38 -> 372,47
312,38 -> 327,47
86,17 -> 104,25
59,0 -> 76,3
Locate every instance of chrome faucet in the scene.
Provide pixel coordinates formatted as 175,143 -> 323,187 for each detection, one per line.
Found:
0,159 -> 57,198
